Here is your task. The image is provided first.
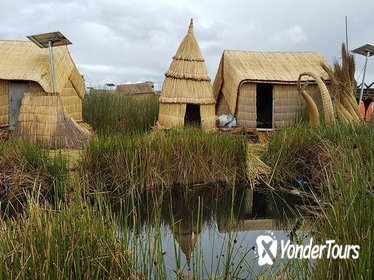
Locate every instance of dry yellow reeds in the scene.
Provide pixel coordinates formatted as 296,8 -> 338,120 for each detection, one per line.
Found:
298,43 -> 364,126
298,72 -> 335,123
297,76 -> 320,127
301,91 -> 320,127
321,44 -> 362,122
13,92 -> 91,149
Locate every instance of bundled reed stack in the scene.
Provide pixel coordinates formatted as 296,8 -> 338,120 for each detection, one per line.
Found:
157,19 -> 216,130
298,43 -> 362,126
13,92 -> 91,149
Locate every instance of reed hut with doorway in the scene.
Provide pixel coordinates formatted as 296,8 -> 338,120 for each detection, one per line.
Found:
115,81 -> 155,97
213,51 -> 330,129
0,40 -> 90,148
0,40 -> 85,126
157,19 -> 216,130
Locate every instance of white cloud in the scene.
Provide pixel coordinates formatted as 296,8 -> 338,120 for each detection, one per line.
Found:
270,25 -> 308,44
0,0 -> 373,85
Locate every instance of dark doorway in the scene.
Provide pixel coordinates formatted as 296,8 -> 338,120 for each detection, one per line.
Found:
184,103 -> 201,127
256,83 -> 273,129
9,81 -> 29,130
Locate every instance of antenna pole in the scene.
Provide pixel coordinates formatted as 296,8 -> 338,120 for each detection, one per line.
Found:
48,40 -> 57,94
345,16 -> 349,52
358,51 -> 370,105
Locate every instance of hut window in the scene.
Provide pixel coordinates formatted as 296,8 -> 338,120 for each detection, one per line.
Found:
256,83 -> 273,129
184,103 -> 201,127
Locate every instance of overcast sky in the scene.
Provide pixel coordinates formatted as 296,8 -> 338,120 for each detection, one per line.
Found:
1,0 -> 373,89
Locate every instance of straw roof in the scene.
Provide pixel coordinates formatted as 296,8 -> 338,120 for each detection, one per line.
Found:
13,92 -> 91,149
213,50 -> 330,114
159,19 -> 215,105
0,40 -> 85,99
115,82 -> 154,95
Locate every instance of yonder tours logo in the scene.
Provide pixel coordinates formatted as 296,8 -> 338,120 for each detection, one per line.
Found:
255,231 -> 360,266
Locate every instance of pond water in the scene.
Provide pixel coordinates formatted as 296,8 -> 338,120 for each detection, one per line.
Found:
116,187 -> 310,279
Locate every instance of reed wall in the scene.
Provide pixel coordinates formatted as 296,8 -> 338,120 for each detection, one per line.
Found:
61,79 -> 83,121
273,84 -> 319,128
216,92 -> 230,116
236,83 -> 256,128
215,82 -> 321,129
158,103 -> 186,128
200,104 -> 216,130
0,80 -> 8,125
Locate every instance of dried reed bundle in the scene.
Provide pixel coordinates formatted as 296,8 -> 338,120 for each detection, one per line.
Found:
302,91 -> 320,127
13,92 -> 91,149
298,72 -> 335,123
321,43 -> 362,122
298,43 -> 364,126
297,75 -> 320,127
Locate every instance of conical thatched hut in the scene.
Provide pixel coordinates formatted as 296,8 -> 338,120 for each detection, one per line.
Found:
157,19 -> 216,130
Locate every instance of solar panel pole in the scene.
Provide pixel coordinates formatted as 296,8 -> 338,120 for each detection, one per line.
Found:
27,32 -> 72,94
358,51 -> 370,105
48,40 -> 57,94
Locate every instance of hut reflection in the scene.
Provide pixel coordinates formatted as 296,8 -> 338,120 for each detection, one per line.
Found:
115,186 -> 300,261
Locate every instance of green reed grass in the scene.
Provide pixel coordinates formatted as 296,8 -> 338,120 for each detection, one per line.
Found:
265,123 -> 374,279
83,93 -> 159,134
0,139 -> 68,211
265,123 -> 374,190
311,140 -> 373,279
81,128 -> 248,194
0,197 -> 137,280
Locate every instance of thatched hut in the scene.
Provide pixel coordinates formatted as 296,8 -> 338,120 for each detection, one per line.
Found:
0,40 -> 85,127
213,51 -> 330,129
115,81 -> 154,96
157,19 -> 216,130
0,40 -> 90,148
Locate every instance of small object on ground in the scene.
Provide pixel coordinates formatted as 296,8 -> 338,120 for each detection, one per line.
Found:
217,114 -> 237,129
290,189 -> 302,196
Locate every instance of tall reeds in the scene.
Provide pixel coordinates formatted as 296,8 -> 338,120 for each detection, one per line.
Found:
81,128 -> 248,194
312,148 -> 373,279
0,198 -> 136,280
0,139 -> 68,212
83,93 -> 159,134
265,123 -> 374,279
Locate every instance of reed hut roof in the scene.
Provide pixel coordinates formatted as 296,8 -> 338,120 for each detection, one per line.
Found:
115,82 -> 154,95
0,40 -> 85,99
159,19 -> 215,105
213,50 -> 330,114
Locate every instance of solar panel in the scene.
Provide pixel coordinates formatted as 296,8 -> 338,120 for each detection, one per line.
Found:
352,44 -> 374,57
27,31 -> 72,48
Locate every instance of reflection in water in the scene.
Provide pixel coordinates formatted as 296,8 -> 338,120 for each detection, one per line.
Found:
114,186 -> 306,278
